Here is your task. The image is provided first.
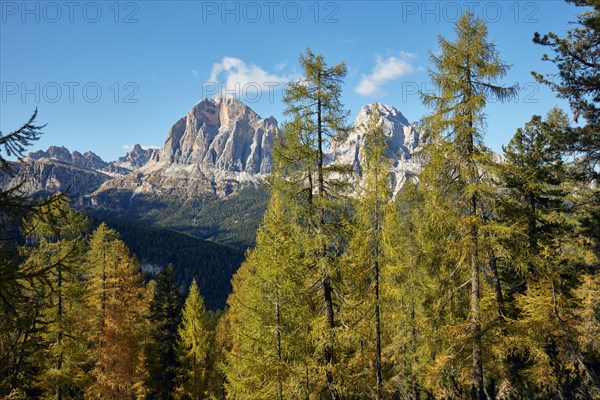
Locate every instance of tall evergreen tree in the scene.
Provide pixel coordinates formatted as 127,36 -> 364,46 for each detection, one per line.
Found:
533,0 -> 599,180
175,279 -> 209,400
146,264 -> 183,400
20,197 -> 90,399
497,109 -> 599,398
277,48 -> 352,399
86,224 -> 148,399
224,193 -> 311,399
343,104 -> 393,399
420,11 -> 517,399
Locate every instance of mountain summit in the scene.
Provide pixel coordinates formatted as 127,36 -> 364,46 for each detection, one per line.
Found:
92,96 -> 277,200
328,103 -> 422,195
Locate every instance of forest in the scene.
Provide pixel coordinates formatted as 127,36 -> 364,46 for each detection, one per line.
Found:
1,5 -> 599,400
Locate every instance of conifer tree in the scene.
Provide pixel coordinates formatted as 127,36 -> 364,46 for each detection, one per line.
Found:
146,264 -> 183,400
175,279 -> 209,399
343,104 -> 393,399
9,197 -> 90,398
533,0 -> 599,180
497,109 -> 599,398
86,224 -> 148,399
277,48 -> 351,399
420,11 -> 517,399
224,193 -> 311,399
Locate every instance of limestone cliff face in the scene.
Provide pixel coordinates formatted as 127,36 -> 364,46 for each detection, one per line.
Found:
2,99 -> 424,207
157,96 -> 275,174
109,144 -> 158,173
91,96 -> 277,201
1,157 -> 111,199
327,103 -> 422,196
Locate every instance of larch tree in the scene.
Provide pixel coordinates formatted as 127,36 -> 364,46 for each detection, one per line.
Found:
277,48 -> 352,399
420,11 -> 517,399
175,279 -> 209,399
343,104 -> 393,399
224,193 -> 311,400
497,109 -> 599,398
18,197 -> 90,399
85,224 -> 149,400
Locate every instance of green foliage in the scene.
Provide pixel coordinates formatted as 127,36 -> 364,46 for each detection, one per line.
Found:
92,216 -> 245,310
90,186 -> 270,250
341,104 -> 393,399
85,223 -> 149,399
419,11 -> 518,399
146,264 -> 183,400
176,279 -> 209,399
224,193 -> 313,400
533,0 -> 600,179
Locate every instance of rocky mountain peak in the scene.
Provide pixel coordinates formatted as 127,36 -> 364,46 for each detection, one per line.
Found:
328,103 -> 423,196
28,146 -> 109,171
156,96 -> 276,175
112,145 -> 157,172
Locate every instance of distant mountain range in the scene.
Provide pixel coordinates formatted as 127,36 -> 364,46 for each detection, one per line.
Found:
4,96 -> 422,208
2,97 -> 424,308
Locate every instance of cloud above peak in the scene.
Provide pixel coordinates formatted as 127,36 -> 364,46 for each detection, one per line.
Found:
207,57 -> 295,95
356,52 -> 418,97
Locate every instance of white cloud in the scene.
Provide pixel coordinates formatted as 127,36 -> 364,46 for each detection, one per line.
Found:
356,52 -> 417,97
192,69 -> 198,78
208,56 -> 294,95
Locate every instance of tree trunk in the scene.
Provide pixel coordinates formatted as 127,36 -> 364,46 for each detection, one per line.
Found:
317,75 -> 337,400
275,275 -> 283,400
471,194 -> 484,400
56,263 -> 63,400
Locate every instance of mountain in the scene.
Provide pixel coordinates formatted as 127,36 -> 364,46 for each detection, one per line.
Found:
29,146 -> 110,170
1,98 -> 424,308
327,103 -> 422,196
1,99 -> 423,246
109,144 -> 158,173
0,145 -> 160,200
90,96 -> 276,203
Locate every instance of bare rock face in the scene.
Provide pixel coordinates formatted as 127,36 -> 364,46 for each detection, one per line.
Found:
1,157 -> 112,200
91,96 -> 277,201
109,144 -> 158,173
2,99 -> 424,210
158,96 -> 275,174
29,146 -> 110,171
327,103 -> 423,196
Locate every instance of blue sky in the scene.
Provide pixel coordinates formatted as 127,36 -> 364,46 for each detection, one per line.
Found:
0,0 -> 581,161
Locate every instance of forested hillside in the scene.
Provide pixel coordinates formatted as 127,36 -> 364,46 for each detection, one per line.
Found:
92,217 -> 245,310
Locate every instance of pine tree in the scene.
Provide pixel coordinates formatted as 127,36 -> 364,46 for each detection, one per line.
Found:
420,11 -> 517,399
343,104 -> 393,398
224,193 -> 311,399
20,197 -> 90,399
276,48 -> 352,399
146,264 -> 183,400
533,0 -> 599,180
86,224 -> 148,399
175,279 -> 209,399
497,109 -> 599,398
